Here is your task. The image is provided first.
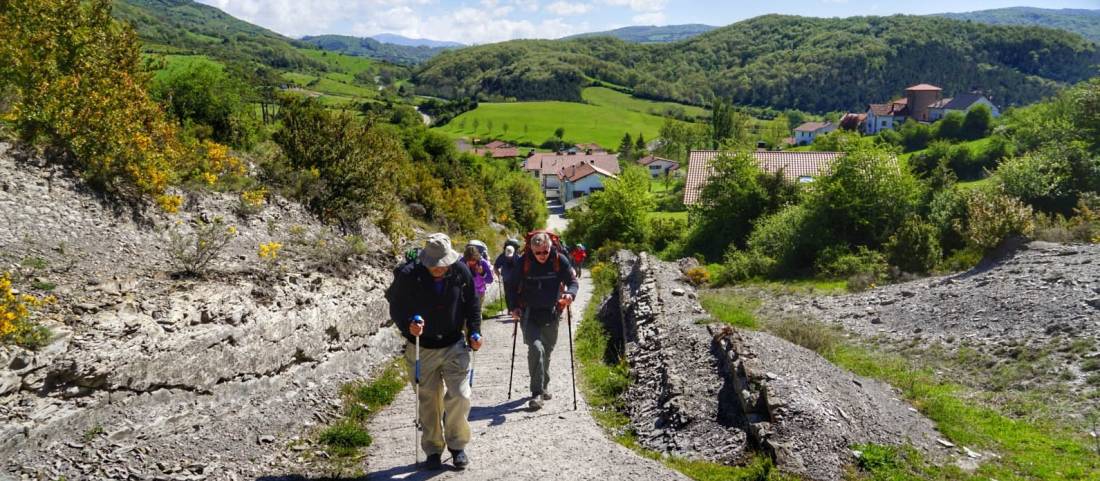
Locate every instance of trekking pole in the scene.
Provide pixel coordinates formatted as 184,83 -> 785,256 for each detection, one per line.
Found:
498,281 -> 506,317
468,333 -> 481,387
412,315 -> 424,466
567,305 -> 577,411
508,313 -> 518,399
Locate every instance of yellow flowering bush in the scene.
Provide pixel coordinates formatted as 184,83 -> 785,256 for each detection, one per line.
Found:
0,0 -> 183,204
258,242 -> 282,260
0,272 -> 53,349
156,194 -> 183,214
237,188 -> 267,216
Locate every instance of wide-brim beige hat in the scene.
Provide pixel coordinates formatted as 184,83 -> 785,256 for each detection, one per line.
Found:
419,232 -> 461,268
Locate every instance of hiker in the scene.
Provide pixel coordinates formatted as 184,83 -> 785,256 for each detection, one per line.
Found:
386,233 -> 483,470
509,231 -> 578,410
464,244 -> 494,305
570,243 -> 587,278
494,238 -> 520,312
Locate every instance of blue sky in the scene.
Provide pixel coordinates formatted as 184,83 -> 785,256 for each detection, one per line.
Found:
196,0 -> 1100,44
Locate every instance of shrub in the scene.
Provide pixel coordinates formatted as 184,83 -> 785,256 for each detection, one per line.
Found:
237,188 -> 267,217
746,204 -> 819,277
884,216 -> 942,274
684,266 -> 711,287
168,217 -> 239,275
0,0 -> 183,203
765,317 -> 841,355
814,245 -> 888,280
647,216 -> 687,254
928,186 -> 969,253
961,188 -> 1034,250
719,248 -> 776,284
0,272 -> 53,349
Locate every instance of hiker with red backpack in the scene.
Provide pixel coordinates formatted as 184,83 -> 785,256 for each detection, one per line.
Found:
509,231 -> 579,410
570,243 -> 587,278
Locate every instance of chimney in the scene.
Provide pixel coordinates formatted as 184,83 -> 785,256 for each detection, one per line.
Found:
585,149 -> 592,155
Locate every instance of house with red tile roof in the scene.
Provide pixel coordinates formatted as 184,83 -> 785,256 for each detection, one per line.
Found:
793,121 -> 837,145
559,161 -> 619,202
683,150 -> 845,205
524,151 -> 620,199
637,155 -> 679,178
471,140 -> 520,158
575,143 -> 607,153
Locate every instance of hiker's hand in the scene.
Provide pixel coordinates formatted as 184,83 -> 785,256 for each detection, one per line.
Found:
470,333 -> 483,351
557,294 -> 573,310
511,309 -> 521,320
410,316 -> 424,337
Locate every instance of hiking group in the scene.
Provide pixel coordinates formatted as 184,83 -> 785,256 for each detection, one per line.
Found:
385,231 -> 586,471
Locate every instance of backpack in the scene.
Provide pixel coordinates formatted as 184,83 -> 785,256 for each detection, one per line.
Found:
521,229 -> 565,275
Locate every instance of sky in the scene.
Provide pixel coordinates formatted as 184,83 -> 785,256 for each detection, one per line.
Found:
195,0 -> 1100,45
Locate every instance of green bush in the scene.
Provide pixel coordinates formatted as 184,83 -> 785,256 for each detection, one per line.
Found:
996,143 -> 1100,214
885,216 -> 942,274
928,186 -> 969,253
962,188 -> 1034,250
647,216 -> 687,253
745,204 -> 819,277
813,245 -> 888,279
719,248 -> 776,284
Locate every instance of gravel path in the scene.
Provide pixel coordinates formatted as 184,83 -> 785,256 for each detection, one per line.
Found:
363,275 -> 689,481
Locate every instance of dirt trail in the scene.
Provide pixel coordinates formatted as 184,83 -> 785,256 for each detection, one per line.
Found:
363,275 -> 689,481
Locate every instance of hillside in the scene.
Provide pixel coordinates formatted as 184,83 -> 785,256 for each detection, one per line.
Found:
414,14 -> 1098,113
111,0 -> 325,70
938,7 -> 1100,43
302,34 -> 456,65
564,24 -> 716,43
372,33 -> 464,48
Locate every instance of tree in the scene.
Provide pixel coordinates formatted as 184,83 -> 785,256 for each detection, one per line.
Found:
565,166 -> 654,248
961,104 -> 992,140
899,119 -> 932,152
273,98 -> 407,232
936,111 -> 965,141
502,122 -> 510,137
760,114 -> 790,149
472,118 -> 480,133
554,126 -> 565,140
618,132 -> 634,161
711,99 -> 733,147
635,132 -> 647,156
486,119 -> 494,134
686,151 -> 772,260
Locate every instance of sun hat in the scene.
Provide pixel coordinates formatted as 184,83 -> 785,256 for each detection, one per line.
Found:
419,233 -> 461,268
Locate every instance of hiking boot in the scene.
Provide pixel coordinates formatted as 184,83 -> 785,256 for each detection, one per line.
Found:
541,392 -> 553,401
450,449 -> 469,469
528,397 -> 544,410
423,453 -> 442,470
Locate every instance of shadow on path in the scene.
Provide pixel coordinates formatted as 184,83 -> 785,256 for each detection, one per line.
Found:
469,398 -> 529,425
258,463 -> 454,481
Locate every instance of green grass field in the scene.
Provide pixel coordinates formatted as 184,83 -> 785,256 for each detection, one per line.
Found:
149,54 -> 225,82
582,87 -> 709,120
434,88 -> 703,149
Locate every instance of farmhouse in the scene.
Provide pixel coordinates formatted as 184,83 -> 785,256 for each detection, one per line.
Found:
637,155 -> 680,178
862,83 -> 1000,134
683,150 -> 845,205
472,140 -> 520,158
793,121 -> 836,145
929,93 -> 1001,120
524,150 -> 620,200
559,161 -> 619,202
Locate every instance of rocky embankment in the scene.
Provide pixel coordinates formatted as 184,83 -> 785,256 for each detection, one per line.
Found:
768,240 -> 1100,408
0,143 -> 404,480
602,252 -> 949,481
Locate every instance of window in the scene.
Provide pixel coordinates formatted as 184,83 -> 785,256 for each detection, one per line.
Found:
798,176 -> 814,183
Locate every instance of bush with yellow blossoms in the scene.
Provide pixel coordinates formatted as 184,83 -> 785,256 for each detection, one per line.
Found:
0,272 -> 54,349
237,188 -> 267,217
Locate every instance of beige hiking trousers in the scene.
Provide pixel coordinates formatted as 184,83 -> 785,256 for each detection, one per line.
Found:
404,339 -> 472,456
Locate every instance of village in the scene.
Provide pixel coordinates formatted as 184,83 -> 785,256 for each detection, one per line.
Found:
455,83 -> 1000,207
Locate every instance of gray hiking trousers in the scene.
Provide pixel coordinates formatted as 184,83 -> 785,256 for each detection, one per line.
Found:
521,308 -> 560,396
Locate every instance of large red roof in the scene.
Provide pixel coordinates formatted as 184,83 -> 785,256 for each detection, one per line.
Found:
683,150 -> 845,205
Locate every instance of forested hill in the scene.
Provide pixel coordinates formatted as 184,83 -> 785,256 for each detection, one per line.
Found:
414,14 -> 1098,113
564,24 -> 716,43
301,35 -> 454,65
938,7 -> 1100,43
111,0 -> 325,70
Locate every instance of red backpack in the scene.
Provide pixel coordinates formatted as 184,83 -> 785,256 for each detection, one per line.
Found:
521,230 -> 564,275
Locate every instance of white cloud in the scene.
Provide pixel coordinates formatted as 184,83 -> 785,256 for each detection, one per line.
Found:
601,0 -> 663,12
631,11 -> 665,24
420,7 -> 585,43
196,0 -> 433,38
545,1 -> 591,15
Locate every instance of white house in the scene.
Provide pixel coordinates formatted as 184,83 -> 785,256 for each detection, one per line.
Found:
524,151 -> 620,199
864,99 -> 908,135
929,93 -> 1001,121
793,121 -> 836,145
637,155 -> 680,178
559,161 -> 618,202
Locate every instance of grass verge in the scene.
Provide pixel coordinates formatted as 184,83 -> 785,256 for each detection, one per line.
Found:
481,295 -> 507,319
317,359 -> 408,464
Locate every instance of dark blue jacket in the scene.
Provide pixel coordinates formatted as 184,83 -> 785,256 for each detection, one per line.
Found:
494,253 -> 518,284
386,260 -> 481,349
510,251 -> 578,311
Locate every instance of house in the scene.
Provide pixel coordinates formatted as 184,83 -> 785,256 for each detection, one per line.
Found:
524,151 -> 620,199
793,121 -> 836,145
575,142 -> 607,154
929,93 -> 1001,120
471,140 -> 519,158
559,161 -> 619,202
683,150 -> 845,205
864,98 -> 909,135
637,155 -> 680,178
